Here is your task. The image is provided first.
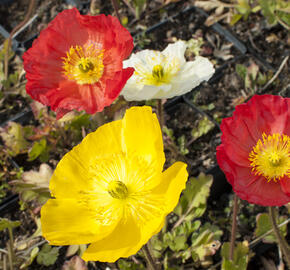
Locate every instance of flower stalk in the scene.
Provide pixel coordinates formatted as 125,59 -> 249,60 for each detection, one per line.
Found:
143,243 -> 158,270
7,227 -> 14,270
229,193 -> 239,261
269,206 -> 290,268
157,99 -> 164,128
110,0 -> 122,23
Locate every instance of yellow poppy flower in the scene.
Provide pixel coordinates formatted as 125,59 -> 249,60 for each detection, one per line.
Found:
41,106 -> 188,262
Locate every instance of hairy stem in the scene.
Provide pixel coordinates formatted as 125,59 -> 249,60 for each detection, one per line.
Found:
229,194 -> 239,260
110,0 -> 122,24
143,243 -> 158,270
7,228 -> 14,270
269,206 -> 290,268
157,99 -> 164,128
4,0 -> 35,79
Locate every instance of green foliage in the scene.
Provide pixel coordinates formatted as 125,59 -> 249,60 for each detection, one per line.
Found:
177,135 -> 189,155
185,38 -> 204,57
65,244 -> 87,258
128,0 -> 146,19
231,0 -> 290,29
191,117 -> 214,141
67,113 -> 91,130
0,182 -> 9,203
254,213 -> 288,243
164,221 -> 201,252
259,0 -> 290,27
199,103 -> 215,111
2,71 -> 19,89
20,247 -> 39,269
149,173 -> 219,267
0,40 -> 14,84
174,173 -> 213,221
0,40 -> 14,61
118,259 -> 145,270
231,0 -> 260,25
235,64 -> 247,81
0,218 -> 20,231
28,138 -> 49,162
235,62 -> 269,94
11,164 -> 52,205
151,220 -> 222,267
37,244 -> 59,266
191,223 -> 222,265
163,126 -> 175,141
0,122 -> 29,156
221,241 -> 250,270
134,32 -> 152,49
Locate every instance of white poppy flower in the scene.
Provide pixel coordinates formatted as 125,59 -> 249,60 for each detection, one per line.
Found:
121,40 -> 215,101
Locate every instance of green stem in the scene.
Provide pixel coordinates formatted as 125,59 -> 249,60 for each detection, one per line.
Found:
142,243 -> 158,270
7,228 -> 14,270
269,206 -> 290,268
110,0 -> 122,24
229,194 -> 239,260
3,253 -> 7,270
157,99 -> 164,128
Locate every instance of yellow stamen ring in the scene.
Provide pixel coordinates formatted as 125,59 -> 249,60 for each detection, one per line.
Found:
249,133 -> 290,182
62,44 -> 104,85
133,53 -> 181,86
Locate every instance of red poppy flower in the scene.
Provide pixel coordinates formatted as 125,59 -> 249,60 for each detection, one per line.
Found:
216,95 -> 290,206
23,8 -> 134,119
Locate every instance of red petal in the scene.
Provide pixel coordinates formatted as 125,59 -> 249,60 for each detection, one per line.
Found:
23,8 -> 134,118
216,144 -> 290,206
246,95 -> 289,137
280,176 -> 290,197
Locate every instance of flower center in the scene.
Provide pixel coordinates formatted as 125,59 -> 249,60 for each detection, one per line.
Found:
133,52 -> 181,86
108,181 -> 128,200
249,133 -> 290,181
62,44 -> 104,85
78,58 -> 94,73
152,65 -> 164,80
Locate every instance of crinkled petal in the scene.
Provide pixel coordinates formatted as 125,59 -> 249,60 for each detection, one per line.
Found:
41,199 -> 120,245
121,83 -> 172,101
23,8 -> 133,118
122,106 -> 165,171
152,162 -> 188,212
82,215 -> 140,262
124,162 -> 188,259
220,116 -> 254,167
121,42 -> 214,101
233,95 -> 289,141
162,40 -> 187,66
50,119 -> 122,198
217,145 -> 290,206
170,57 -> 214,96
280,176 -> 290,197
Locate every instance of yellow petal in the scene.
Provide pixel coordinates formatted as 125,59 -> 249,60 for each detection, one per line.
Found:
50,119 -> 122,198
153,162 -> 188,213
134,163 -> 188,253
82,215 -> 141,262
137,215 -> 165,251
41,199 -> 120,245
122,106 -> 165,172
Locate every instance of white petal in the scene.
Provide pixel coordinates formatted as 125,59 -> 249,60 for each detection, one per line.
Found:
171,57 -> 215,95
122,43 -> 215,101
162,41 -> 187,66
121,84 -> 172,101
